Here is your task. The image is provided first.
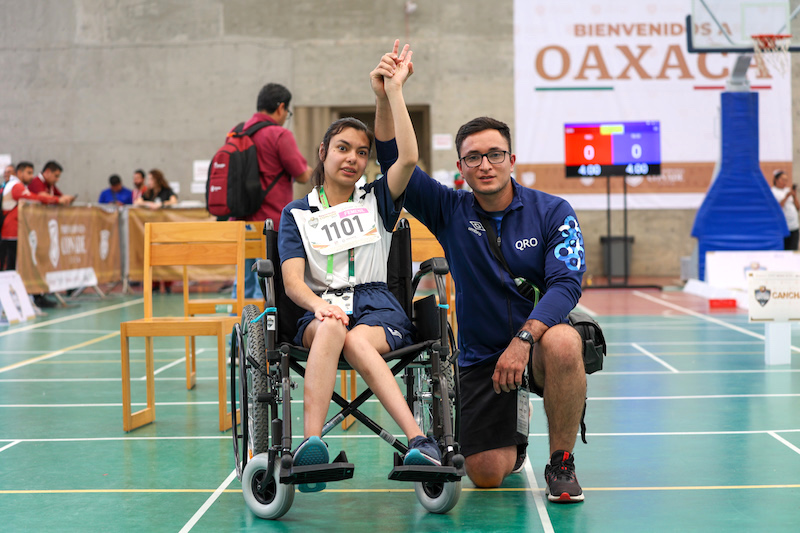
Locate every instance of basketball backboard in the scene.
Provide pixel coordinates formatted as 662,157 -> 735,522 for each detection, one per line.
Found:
687,0 -> 800,53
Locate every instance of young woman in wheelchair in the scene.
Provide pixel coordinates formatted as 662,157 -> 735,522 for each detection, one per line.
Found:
277,42 -> 440,482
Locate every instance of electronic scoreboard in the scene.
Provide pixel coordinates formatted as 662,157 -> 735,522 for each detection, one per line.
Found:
564,121 -> 661,178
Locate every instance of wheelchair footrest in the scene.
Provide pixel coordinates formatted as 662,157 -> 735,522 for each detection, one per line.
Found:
281,451 -> 355,485
388,464 -> 462,483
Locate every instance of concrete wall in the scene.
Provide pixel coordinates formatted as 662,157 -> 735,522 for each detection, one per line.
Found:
1,0 -> 796,279
0,0 -> 513,202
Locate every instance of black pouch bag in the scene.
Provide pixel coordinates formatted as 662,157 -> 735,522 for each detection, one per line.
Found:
568,311 -> 606,374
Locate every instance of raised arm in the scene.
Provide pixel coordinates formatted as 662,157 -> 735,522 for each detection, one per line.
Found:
370,40 -> 416,200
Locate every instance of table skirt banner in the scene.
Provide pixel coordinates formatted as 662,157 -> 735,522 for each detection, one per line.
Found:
126,207 -> 236,282
17,203 -> 121,294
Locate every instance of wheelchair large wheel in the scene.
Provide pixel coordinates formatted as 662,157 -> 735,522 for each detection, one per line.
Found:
410,347 -> 462,514
242,453 -> 295,520
415,479 -> 461,514
242,305 -> 270,457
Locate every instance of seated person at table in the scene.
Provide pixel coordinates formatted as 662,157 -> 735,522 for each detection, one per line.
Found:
134,169 -> 177,209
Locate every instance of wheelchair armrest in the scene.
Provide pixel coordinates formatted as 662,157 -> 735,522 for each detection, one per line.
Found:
253,259 -> 275,278
418,257 -> 450,276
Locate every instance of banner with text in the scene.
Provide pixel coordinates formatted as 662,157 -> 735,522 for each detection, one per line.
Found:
17,203 -> 121,294
126,207 -> 235,282
513,0 -> 791,209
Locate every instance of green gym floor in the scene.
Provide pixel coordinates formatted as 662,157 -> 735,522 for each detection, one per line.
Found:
1,289 -> 800,532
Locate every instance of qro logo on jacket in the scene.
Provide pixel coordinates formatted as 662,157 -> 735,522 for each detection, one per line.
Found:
48,219 -> 60,268
515,238 -> 539,250
210,186 -> 222,193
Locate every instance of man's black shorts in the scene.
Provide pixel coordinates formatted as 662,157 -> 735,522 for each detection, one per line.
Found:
458,357 -> 542,457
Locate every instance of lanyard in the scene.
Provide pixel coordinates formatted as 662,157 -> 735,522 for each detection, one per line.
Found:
319,187 -> 356,287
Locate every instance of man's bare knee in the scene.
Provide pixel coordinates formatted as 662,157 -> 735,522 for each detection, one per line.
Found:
465,447 -> 516,488
538,324 -> 583,371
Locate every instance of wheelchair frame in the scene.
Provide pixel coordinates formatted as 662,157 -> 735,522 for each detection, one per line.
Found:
230,219 -> 465,519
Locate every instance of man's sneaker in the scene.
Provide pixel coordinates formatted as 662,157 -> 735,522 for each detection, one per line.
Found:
544,450 -> 584,503
511,443 -> 527,474
404,436 -> 442,466
292,436 -> 329,493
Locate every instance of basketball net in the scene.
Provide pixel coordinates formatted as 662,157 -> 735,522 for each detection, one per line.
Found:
751,34 -> 792,77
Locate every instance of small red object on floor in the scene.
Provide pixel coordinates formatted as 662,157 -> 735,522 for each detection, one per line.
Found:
709,298 -> 737,308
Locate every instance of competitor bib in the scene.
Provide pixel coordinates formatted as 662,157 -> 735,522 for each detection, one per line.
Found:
305,202 -> 380,256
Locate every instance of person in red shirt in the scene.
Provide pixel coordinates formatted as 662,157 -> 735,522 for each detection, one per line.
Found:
27,160 -> 76,204
1,161 -> 71,272
131,169 -> 147,203
233,83 -> 312,299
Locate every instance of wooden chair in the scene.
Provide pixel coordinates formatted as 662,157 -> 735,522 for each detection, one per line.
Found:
183,221 -> 266,316
120,221 -> 246,432
182,222 -> 266,374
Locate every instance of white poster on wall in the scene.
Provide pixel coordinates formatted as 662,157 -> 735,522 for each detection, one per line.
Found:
193,160 -> 210,183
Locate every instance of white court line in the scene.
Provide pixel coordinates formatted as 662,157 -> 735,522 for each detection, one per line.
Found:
768,432 -> 800,455
3,393 -> 799,408
0,348 -> 189,355
0,298 -> 143,338
0,398 -> 349,408
631,343 -> 680,373
633,290 -> 800,353
12,329 -> 118,335
0,377 -> 219,383
522,450 -> 554,533
529,429 -> 800,437
585,393 -> 800,401
606,341 -> 763,346
145,349 -> 207,379
0,332 -> 120,374
0,440 -> 21,453
5,428 -> 800,444
574,302 -> 597,317
179,469 -> 237,533
597,369 -> 800,375
7,368 -> 800,382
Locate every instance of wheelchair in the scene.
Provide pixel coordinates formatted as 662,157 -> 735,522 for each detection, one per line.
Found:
230,218 -> 465,520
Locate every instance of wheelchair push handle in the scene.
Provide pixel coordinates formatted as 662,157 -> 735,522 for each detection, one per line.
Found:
253,259 -> 275,278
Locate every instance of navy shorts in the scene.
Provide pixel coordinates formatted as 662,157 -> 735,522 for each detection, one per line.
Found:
293,282 -> 415,351
458,357 -> 531,457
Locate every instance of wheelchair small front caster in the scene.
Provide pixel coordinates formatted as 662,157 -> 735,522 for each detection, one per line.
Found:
414,480 -> 461,514
242,453 -> 295,520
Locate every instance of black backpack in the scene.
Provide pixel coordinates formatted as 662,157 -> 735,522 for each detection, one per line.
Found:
206,121 -> 285,218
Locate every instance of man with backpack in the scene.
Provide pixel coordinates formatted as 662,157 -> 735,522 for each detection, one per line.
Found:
212,83 -> 311,299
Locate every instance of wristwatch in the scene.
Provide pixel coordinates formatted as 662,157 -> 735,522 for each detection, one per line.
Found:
514,330 -> 535,349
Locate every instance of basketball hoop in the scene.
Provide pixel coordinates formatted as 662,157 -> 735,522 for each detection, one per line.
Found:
751,33 -> 792,76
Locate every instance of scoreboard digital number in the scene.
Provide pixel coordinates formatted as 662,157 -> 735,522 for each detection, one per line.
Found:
564,121 -> 661,178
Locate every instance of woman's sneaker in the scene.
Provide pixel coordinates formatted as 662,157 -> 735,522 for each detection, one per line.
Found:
544,450 -> 584,502
404,436 -> 442,466
293,436 -> 329,493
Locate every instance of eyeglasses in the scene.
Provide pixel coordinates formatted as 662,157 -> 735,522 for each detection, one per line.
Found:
283,105 -> 293,119
460,150 -> 509,168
